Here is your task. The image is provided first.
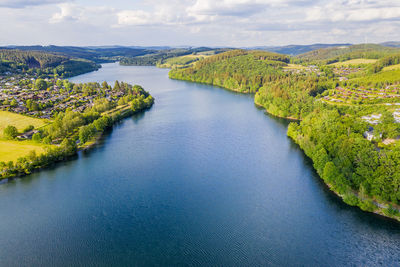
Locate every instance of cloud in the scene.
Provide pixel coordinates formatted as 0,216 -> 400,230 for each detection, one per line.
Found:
2,0 -> 400,46
117,10 -> 153,26
0,0 -> 68,8
49,3 -> 80,23
50,3 -> 116,25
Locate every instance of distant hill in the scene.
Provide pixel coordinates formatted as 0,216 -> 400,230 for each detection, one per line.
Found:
0,45 -> 152,63
295,44 -> 400,63
246,44 -> 352,55
0,49 -> 99,77
120,47 -> 231,66
380,42 -> 400,48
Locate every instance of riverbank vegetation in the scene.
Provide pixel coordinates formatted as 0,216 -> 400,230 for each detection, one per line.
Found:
169,48 -> 400,221
0,81 -> 154,180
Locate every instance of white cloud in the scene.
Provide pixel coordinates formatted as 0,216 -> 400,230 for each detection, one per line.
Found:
49,3 -> 80,23
117,10 -> 153,26
2,0 -> 400,46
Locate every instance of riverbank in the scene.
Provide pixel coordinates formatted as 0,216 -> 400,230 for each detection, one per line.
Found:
0,94 -> 154,181
170,73 -> 400,223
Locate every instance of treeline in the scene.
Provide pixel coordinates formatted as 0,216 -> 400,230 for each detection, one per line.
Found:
288,109 -> 400,218
369,54 -> 400,73
169,50 -> 288,93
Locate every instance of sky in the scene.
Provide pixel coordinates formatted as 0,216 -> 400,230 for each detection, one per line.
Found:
1,0 -> 400,47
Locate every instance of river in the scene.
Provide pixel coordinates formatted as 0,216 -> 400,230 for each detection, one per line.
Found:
0,63 -> 399,266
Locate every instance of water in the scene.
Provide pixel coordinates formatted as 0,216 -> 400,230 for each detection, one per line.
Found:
0,63 -> 399,266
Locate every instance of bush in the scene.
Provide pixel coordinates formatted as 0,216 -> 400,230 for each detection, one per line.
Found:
359,200 -> 377,212
32,132 -> 41,142
383,204 -> 400,217
343,194 -> 359,206
23,125 -> 34,133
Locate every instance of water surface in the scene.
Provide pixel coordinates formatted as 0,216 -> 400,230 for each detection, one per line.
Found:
0,63 -> 399,266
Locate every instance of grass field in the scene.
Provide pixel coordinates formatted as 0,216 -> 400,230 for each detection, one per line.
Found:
158,54 -> 210,68
382,64 -> 400,72
283,64 -> 307,69
0,140 -> 47,162
330,58 -> 377,66
0,111 -> 47,136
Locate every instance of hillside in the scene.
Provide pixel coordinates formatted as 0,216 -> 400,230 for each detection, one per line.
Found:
295,44 -> 400,64
250,43 -> 352,55
1,45 -> 151,63
0,49 -> 99,77
120,47 -> 231,66
169,49 -> 290,93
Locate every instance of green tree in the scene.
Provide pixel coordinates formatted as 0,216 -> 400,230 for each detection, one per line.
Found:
3,125 -> 18,139
35,79 -> 47,90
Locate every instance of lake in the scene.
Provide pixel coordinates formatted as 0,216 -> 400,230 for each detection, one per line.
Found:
0,63 -> 399,266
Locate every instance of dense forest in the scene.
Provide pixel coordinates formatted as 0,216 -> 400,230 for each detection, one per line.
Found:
0,49 -> 100,77
1,45 -> 153,63
169,50 -> 289,93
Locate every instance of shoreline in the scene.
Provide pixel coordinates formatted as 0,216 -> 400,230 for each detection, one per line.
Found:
170,75 -> 400,223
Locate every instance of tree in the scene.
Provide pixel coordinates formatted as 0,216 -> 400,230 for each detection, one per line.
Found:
3,125 -> 18,139
10,99 -> 18,107
32,132 -> 41,142
23,125 -> 34,133
79,124 -> 96,144
114,80 -> 121,91
56,79 -> 64,88
35,79 -> 47,90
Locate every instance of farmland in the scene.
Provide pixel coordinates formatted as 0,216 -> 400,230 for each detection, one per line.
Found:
157,54 -> 210,68
330,58 -> 377,66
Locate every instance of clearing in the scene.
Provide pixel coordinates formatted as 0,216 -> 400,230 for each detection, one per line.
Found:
382,64 -> 400,72
330,59 -> 377,66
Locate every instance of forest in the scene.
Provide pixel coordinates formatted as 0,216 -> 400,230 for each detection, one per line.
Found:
0,49 -> 100,77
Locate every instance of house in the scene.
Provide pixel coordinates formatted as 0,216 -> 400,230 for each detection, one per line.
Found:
363,127 -> 382,141
18,130 -> 39,139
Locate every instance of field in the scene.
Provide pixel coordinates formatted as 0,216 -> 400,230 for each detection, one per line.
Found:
283,64 -> 306,70
382,64 -> 400,72
330,58 -> 377,66
0,140 -> 47,162
158,54 -> 210,68
0,111 -> 47,136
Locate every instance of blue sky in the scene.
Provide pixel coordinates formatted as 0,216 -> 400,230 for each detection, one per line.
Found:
1,0 -> 400,46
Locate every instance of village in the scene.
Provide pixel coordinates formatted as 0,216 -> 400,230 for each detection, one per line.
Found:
322,84 -> 400,105
0,74 -> 126,119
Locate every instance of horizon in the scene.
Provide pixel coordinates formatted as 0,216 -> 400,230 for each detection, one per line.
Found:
0,42 -> 396,49
1,0 -> 400,47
